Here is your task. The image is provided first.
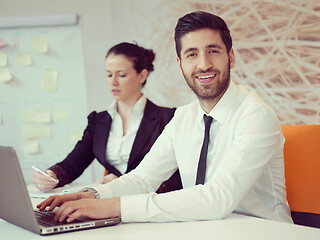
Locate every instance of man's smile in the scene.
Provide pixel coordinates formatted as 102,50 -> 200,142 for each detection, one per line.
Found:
196,73 -> 217,84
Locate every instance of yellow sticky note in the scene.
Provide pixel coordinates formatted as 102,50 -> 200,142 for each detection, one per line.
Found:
33,36 -> 48,53
23,140 -> 39,154
21,109 -> 36,123
53,109 -> 69,122
71,131 -> 83,144
17,52 -> 32,66
35,110 -> 51,123
36,125 -> 51,139
0,70 -> 12,83
42,69 -> 58,91
22,125 -> 37,139
0,52 -> 7,66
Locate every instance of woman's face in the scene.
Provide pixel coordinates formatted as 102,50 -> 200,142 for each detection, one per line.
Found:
105,53 -> 146,103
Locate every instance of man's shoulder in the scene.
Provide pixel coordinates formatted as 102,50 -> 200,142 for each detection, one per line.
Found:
170,100 -> 199,125
235,85 -> 279,125
175,100 -> 198,115
237,85 -> 274,112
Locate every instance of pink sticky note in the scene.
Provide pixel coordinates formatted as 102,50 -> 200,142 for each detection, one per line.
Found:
0,38 -> 6,48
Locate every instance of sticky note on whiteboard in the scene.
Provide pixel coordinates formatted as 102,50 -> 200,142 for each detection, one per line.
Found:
33,36 -> 48,53
35,110 -> 51,123
17,52 -> 32,66
23,140 -> 39,154
53,109 -> 69,122
0,70 -> 12,83
42,69 -> 58,91
0,52 -> 7,66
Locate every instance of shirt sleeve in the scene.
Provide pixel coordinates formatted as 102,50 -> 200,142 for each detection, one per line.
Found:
97,103 -> 284,223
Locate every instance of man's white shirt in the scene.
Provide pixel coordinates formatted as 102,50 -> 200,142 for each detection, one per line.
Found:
95,81 -> 293,224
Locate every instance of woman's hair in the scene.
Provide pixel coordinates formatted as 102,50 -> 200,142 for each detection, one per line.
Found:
174,11 -> 232,58
106,42 -> 155,86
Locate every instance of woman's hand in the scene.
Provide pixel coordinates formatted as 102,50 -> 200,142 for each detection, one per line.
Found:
32,170 -> 59,192
94,173 -> 118,184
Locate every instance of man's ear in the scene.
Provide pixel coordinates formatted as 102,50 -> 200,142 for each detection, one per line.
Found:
229,48 -> 235,69
176,57 -> 183,76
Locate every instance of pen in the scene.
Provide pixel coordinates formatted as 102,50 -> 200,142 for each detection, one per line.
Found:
32,166 -> 59,183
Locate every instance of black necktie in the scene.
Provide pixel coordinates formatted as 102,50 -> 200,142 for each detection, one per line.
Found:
196,115 -> 213,185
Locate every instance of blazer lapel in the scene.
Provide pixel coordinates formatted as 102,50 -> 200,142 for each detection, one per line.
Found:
93,111 -> 112,163
127,100 -> 158,170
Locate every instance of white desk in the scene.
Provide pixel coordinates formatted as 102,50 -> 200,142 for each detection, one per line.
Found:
1,208 -> 319,240
1,192 -> 320,240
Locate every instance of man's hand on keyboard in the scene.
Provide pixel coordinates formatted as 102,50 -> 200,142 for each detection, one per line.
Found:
36,192 -> 120,223
36,192 -> 94,212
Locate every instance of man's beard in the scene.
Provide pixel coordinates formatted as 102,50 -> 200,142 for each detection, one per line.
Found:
182,60 -> 231,101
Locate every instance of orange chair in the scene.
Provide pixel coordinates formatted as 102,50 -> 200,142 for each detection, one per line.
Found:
281,125 -> 320,228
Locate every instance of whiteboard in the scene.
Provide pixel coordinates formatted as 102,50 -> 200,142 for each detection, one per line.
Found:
0,25 -> 89,184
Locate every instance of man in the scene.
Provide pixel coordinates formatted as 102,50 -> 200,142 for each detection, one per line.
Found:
38,11 -> 293,224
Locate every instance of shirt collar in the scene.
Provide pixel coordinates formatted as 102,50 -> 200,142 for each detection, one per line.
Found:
107,95 -> 147,120
131,95 -> 147,119
196,81 -> 238,124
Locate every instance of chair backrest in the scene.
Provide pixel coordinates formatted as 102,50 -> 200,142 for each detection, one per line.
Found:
281,125 -> 320,228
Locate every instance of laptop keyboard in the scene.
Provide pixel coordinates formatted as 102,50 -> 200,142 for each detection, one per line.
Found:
35,210 -> 82,227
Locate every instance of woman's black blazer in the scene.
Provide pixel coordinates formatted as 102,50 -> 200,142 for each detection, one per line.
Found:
51,100 -> 181,191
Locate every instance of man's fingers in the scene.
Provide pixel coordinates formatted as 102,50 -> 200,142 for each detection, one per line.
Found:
55,199 -> 89,222
55,201 -> 79,222
54,202 -> 68,222
48,197 -> 62,212
37,196 -> 55,210
67,209 -> 83,223
37,195 -> 65,211
37,194 -> 105,223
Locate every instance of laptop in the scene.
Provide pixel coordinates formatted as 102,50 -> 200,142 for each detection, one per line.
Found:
0,146 -> 121,235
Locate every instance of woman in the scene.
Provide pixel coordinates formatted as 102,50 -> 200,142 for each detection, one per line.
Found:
32,42 -> 181,193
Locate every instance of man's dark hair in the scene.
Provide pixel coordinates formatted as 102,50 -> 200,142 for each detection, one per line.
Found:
174,11 -> 233,58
